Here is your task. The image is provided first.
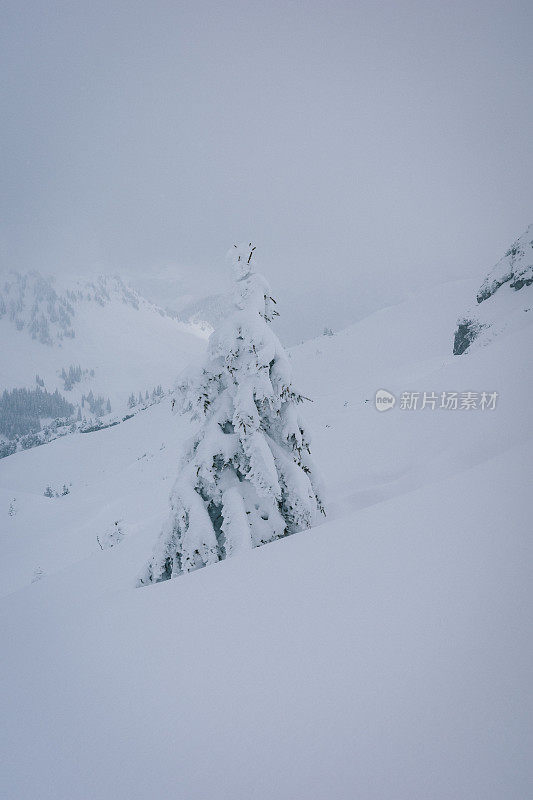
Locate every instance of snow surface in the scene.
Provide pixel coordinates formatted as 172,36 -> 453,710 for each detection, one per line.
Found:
0,277 -> 531,799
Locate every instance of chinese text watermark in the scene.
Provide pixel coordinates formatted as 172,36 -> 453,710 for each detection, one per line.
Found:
375,390 -> 498,412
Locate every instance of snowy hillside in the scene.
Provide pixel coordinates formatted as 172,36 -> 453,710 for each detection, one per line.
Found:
0,271 -> 207,447
453,225 -> 533,354
127,268 -> 229,339
1,275 -> 531,799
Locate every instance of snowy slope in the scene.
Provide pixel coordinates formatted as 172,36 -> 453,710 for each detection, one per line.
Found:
0,271 -> 207,414
293,279 -> 532,518
1,444 -> 530,800
0,277 -> 531,799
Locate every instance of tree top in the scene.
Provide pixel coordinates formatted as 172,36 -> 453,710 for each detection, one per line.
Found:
227,242 -> 257,281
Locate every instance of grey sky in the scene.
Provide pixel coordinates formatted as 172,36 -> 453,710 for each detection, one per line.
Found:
1,0 -> 532,322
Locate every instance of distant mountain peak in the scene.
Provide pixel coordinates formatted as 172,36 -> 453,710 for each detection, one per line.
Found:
0,271 -> 75,344
0,271 -> 167,346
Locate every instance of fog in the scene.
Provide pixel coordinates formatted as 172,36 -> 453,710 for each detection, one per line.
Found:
2,0 -> 532,336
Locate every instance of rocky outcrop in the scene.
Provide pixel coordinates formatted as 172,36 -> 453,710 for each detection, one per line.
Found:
476,225 -> 533,302
453,318 -> 486,356
453,225 -> 533,354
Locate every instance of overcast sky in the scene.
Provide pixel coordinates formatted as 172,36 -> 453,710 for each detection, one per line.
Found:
1,0 -> 532,318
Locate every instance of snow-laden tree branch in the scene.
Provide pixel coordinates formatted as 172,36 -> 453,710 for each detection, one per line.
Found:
139,243 -> 324,583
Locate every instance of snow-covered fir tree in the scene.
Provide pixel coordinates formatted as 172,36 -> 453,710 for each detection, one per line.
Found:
140,243 -> 324,584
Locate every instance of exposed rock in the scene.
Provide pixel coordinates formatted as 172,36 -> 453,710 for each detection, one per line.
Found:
476,225 -> 533,303
453,225 -> 533,354
453,318 -> 485,356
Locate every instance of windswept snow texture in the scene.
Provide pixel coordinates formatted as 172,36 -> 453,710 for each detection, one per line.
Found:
0,278 -> 531,799
453,225 -> 533,354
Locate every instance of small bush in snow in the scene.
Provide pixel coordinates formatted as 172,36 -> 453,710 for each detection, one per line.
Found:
43,483 -> 71,498
97,520 -> 124,550
31,566 -> 45,583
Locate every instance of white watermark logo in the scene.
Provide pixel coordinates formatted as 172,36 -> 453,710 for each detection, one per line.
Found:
375,389 -> 396,411
374,390 -> 498,411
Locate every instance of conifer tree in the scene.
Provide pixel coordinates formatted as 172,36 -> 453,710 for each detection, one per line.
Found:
140,243 -> 324,584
